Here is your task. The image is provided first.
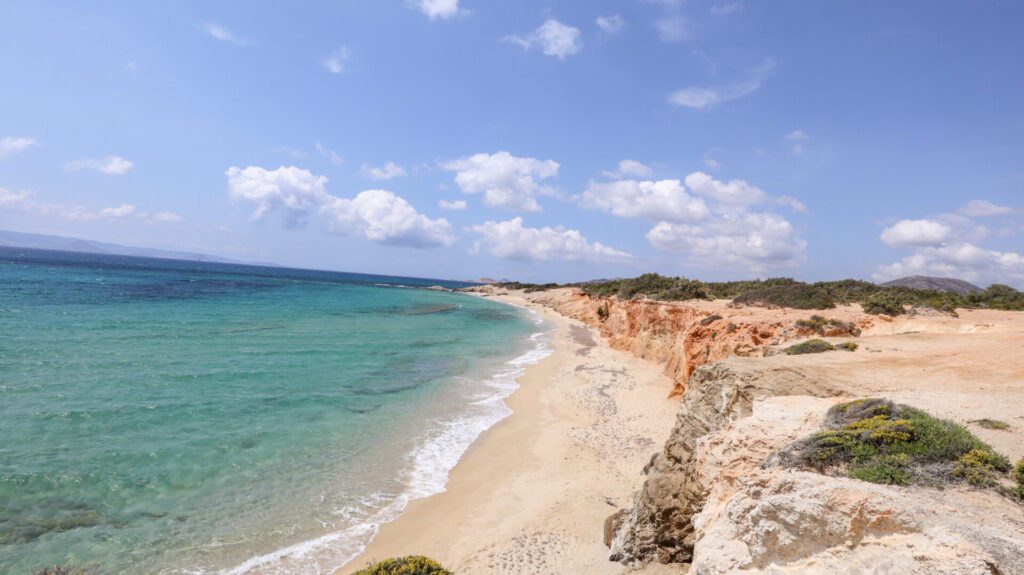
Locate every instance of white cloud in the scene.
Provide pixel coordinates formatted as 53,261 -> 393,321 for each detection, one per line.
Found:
775,195 -> 807,213
703,154 -> 722,170
580,179 -> 709,223
438,199 -> 467,210
874,243 -> 1024,287
468,217 -> 630,262
668,58 -> 776,109
322,46 -> 351,74
441,151 -> 560,212
581,169 -> 806,271
98,204 -> 136,218
63,156 -> 134,175
321,190 -> 457,248
596,14 -> 624,34
507,19 -> 583,60
880,219 -> 952,248
0,188 -> 158,222
646,212 -> 806,271
0,136 -> 37,158
153,212 -> 184,223
710,2 -> 742,15
316,141 -> 343,166
360,161 -> 407,181
226,165 -> 454,248
602,159 -> 653,179
785,129 -> 808,155
684,172 -> 768,205
205,23 -> 249,46
959,199 -> 1014,217
655,16 -> 689,43
411,0 -> 460,20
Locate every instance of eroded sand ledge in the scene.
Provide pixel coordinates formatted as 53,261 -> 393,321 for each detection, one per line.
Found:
340,288 -> 1024,574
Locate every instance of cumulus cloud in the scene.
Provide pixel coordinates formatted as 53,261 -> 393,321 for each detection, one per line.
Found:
441,151 -> 560,212
506,19 -> 583,60
668,58 -> 776,109
596,14 -> 624,34
226,165 -> 454,248
875,208 -> 1024,287
880,219 -> 952,248
0,136 -> 37,158
98,204 -> 136,218
959,199 -> 1014,218
322,46 -> 351,74
438,199 -> 467,210
580,166 -> 806,271
411,0 -> 460,20
646,212 -> 806,270
205,23 -> 250,46
360,161 -> 407,181
63,156 -> 134,175
684,172 -> 768,205
875,244 -> 1024,287
580,179 -> 709,223
468,217 -> 630,262
602,159 -> 653,179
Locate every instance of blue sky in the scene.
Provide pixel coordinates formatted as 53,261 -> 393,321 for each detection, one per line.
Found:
2,1 -> 1023,285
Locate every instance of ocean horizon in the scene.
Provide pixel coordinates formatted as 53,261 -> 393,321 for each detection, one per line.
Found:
0,247 -> 553,574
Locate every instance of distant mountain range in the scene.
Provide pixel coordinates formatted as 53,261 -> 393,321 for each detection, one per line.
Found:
0,230 -> 248,264
880,275 -> 983,295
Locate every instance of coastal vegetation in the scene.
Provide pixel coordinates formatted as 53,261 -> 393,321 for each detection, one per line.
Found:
970,418 -> 1011,430
781,399 -> 1014,491
784,339 -> 836,355
795,315 -> 861,336
495,274 -> 1024,312
351,556 -> 453,575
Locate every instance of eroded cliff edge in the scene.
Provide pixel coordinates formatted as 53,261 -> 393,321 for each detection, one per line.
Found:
469,286 -> 1024,574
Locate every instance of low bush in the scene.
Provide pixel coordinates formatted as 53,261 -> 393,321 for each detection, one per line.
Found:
733,284 -> 835,310
352,556 -> 453,575
837,342 -> 859,351
784,339 -> 835,355
778,399 -> 1012,490
862,292 -> 905,315
970,418 -> 1010,430
596,303 -> 610,320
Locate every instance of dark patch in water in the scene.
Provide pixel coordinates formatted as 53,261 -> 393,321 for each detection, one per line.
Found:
209,324 -> 285,335
0,500 -> 105,544
239,438 -> 258,449
344,404 -> 380,414
382,303 -> 460,316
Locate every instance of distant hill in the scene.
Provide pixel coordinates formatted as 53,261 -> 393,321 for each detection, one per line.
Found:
881,275 -> 982,295
0,230 -> 245,264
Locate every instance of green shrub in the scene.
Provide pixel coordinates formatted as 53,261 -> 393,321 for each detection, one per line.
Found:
862,292 -> 905,315
953,449 -> 1011,487
837,342 -> 858,351
596,302 -> 610,320
784,339 -> 836,355
786,400 -> 1010,489
971,418 -> 1010,430
733,284 -> 835,310
352,556 -> 453,575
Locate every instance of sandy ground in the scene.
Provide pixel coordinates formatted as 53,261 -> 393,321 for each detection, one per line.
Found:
338,293 -> 683,575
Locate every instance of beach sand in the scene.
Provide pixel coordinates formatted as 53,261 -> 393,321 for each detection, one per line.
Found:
338,293 -> 683,574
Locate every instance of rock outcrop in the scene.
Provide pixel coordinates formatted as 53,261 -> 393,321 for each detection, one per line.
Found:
607,360 -> 1024,574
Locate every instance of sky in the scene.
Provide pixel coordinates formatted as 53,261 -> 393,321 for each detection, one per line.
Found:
1,1 -> 1023,286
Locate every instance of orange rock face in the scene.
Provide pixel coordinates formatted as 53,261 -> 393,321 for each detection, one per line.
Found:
518,288 -> 873,397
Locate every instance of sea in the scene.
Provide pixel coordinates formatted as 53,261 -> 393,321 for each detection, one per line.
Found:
0,247 -> 553,574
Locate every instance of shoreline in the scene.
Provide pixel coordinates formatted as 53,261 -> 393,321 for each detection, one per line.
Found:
336,293 -> 680,574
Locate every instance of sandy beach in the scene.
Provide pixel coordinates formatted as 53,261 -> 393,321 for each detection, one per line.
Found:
339,293 -> 683,574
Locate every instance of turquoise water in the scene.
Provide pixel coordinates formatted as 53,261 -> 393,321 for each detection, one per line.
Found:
0,248 -> 549,574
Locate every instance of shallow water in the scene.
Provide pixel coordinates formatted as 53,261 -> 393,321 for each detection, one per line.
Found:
0,248 -> 549,574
